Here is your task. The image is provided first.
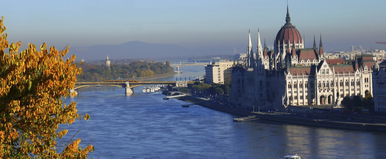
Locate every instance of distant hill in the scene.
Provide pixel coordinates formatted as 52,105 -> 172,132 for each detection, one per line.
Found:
72,41 -> 238,61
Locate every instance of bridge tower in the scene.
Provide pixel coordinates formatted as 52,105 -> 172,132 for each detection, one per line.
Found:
124,81 -> 133,96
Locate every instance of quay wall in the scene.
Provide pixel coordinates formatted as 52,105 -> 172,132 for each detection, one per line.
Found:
177,95 -> 386,132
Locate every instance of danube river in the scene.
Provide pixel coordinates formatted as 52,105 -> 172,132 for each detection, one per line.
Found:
64,65 -> 386,159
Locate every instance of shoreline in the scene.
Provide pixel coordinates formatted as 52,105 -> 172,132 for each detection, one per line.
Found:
177,95 -> 386,132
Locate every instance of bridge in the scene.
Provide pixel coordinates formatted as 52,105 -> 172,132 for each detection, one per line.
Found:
170,62 -> 208,67
72,80 -> 194,96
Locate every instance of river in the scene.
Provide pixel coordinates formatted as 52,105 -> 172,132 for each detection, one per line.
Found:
64,65 -> 386,159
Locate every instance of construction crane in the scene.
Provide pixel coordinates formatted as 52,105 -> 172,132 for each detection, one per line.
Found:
376,42 -> 386,45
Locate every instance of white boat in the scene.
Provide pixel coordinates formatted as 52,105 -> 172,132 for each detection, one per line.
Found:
142,86 -> 162,93
164,92 -> 186,99
233,116 -> 257,122
283,154 -> 302,159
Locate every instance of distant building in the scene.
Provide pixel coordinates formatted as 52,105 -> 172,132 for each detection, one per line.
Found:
205,61 -> 234,84
105,56 -> 111,68
325,49 -> 386,62
373,60 -> 386,112
229,6 -> 376,111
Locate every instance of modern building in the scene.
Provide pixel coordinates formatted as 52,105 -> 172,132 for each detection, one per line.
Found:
373,60 -> 386,112
230,6 -> 376,111
205,61 -> 234,84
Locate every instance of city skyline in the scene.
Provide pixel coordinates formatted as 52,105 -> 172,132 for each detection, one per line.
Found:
2,0 -> 386,59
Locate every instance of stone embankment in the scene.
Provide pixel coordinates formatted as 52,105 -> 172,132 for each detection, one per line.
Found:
177,95 -> 386,132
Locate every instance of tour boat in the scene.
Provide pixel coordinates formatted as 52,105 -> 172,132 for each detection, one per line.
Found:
164,92 -> 186,99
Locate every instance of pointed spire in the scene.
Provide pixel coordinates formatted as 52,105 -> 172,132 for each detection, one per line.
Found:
257,29 -> 263,59
313,35 -> 317,50
263,39 -> 267,49
286,3 -> 291,24
248,29 -> 253,54
247,29 -> 253,68
319,34 -> 324,56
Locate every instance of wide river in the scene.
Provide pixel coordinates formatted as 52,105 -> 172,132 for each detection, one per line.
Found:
64,65 -> 386,159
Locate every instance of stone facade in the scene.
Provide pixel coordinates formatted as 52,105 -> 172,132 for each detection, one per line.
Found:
229,7 -> 375,110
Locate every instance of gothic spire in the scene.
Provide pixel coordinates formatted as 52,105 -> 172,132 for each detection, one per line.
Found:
286,4 -> 291,24
257,29 -> 263,59
313,35 -> 317,50
248,29 -> 253,54
319,34 -> 324,56
247,29 -> 253,67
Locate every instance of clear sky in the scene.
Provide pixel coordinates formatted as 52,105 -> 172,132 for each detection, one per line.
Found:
2,0 -> 386,54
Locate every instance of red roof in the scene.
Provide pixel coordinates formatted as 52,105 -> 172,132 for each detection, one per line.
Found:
288,67 -> 311,75
362,56 -> 374,61
297,49 -> 318,61
275,24 -> 303,44
326,58 -> 346,65
363,61 -> 376,69
332,65 -> 355,74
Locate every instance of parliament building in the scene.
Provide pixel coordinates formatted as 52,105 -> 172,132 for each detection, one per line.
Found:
230,6 -> 376,110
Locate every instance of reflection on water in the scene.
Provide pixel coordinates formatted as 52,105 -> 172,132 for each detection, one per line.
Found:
63,88 -> 386,159
62,65 -> 386,159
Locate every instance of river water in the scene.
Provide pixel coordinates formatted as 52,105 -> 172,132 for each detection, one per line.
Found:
64,65 -> 386,159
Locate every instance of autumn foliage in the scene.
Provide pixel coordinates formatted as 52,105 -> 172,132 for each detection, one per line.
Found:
0,17 -> 93,158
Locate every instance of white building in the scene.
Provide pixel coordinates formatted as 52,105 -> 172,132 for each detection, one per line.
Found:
105,56 -> 111,68
230,6 -> 376,111
373,60 -> 386,112
205,61 -> 234,84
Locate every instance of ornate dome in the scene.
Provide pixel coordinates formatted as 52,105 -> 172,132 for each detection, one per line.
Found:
274,7 -> 303,45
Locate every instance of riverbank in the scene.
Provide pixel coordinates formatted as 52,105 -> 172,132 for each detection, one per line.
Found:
177,95 -> 386,132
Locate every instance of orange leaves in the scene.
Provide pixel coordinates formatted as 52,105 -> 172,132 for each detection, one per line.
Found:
83,113 -> 90,120
58,129 -> 68,138
62,139 -> 94,159
0,18 -> 92,158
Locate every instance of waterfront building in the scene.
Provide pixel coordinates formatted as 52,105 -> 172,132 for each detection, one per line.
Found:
205,61 -> 234,84
373,60 -> 386,112
230,6 -> 376,110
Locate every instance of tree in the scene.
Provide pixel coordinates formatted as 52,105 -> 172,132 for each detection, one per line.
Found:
341,96 -> 352,110
0,18 -> 93,158
363,91 -> 375,112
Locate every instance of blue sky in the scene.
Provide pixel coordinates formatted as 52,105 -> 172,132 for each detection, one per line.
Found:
1,0 -> 386,55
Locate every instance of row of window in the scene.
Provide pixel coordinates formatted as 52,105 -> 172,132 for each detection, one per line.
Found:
288,78 -> 369,89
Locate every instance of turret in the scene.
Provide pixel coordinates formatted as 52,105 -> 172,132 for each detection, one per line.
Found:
319,34 -> 324,57
256,29 -> 263,60
247,30 -> 254,68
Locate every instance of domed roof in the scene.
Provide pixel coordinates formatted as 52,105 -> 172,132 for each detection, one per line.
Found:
275,7 -> 303,44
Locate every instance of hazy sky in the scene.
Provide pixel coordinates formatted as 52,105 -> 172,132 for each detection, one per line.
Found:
2,0 -> 386,53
